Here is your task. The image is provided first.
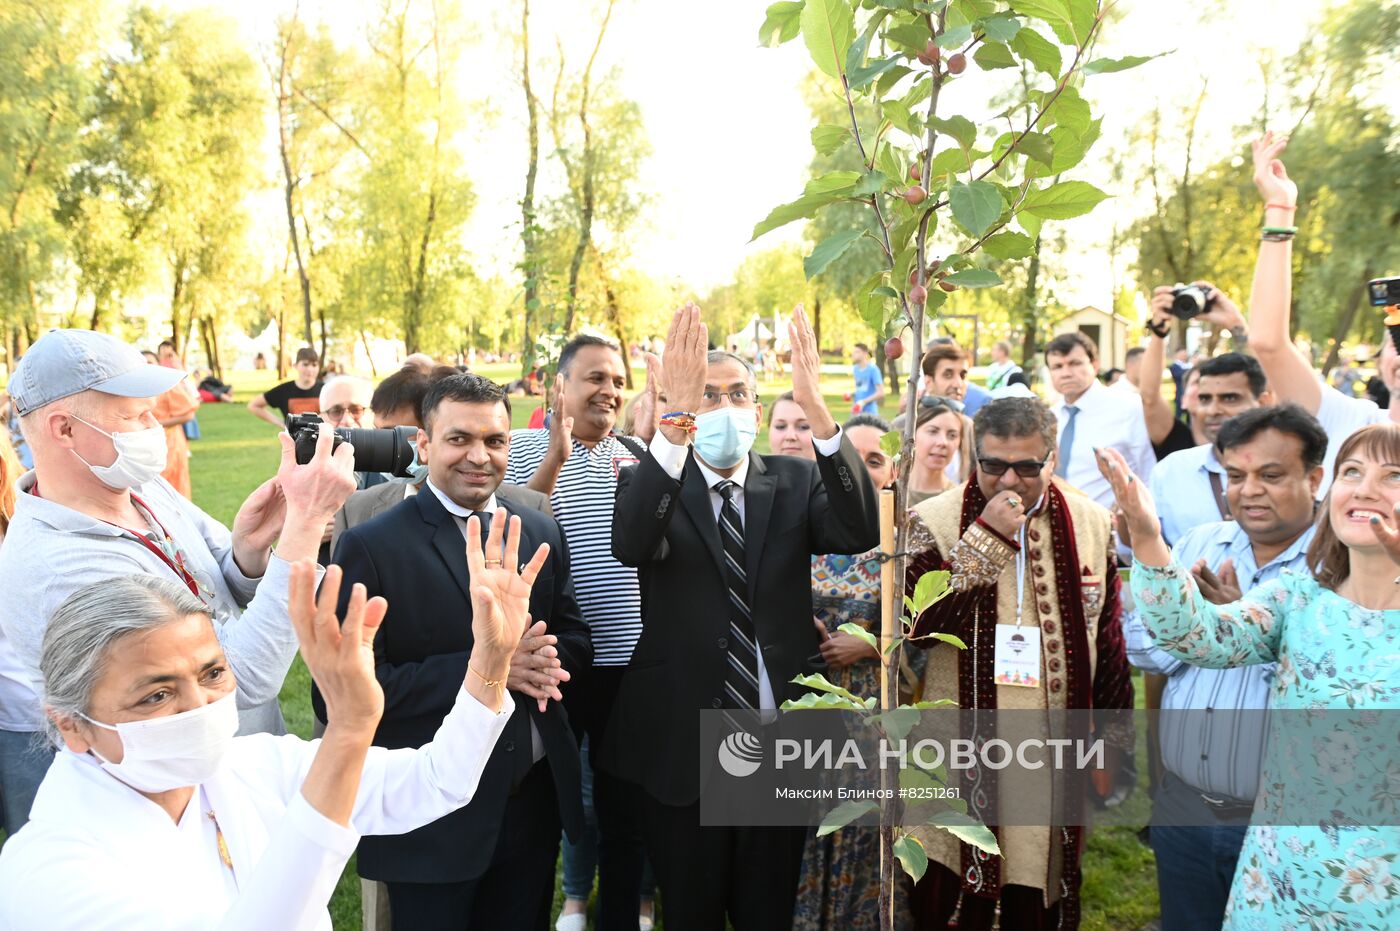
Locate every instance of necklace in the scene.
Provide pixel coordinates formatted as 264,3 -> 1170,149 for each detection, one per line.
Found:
206,807 -> 234,872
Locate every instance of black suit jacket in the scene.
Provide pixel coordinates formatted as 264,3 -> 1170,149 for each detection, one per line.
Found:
598,436 -> 879,806
328,484 -> 590,883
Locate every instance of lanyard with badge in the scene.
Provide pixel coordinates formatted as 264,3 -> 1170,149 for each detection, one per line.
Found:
30,482 -> 213,605
994,498 -> 1044,688
110,494 -> 215,607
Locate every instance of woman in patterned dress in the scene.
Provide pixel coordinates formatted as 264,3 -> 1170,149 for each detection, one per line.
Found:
793,414 -> 909,930
1099,426 -> 1400,931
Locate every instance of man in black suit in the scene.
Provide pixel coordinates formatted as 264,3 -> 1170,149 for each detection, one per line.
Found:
329,373 -> 591,928
600,303 -> 879,930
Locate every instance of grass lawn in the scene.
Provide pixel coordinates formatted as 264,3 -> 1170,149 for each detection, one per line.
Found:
181,364 -> 1156,929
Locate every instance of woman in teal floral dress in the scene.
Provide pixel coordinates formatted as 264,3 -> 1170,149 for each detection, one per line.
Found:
1099,427 -> 1400,931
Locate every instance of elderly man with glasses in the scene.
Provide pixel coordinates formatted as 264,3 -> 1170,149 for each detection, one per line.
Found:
900,395 -> 1134,931
599,302 -> 879,930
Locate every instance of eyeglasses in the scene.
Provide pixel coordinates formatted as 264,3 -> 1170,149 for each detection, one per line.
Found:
977,457 -> 1048,478
701,387 -> 753,406
324,405 -> 366,420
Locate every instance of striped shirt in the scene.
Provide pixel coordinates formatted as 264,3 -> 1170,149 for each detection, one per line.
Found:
505,429 -> 644,666
1124,519 -> 1314,800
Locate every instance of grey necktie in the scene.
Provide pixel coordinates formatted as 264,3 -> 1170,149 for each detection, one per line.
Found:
1055,405 -> 1079,478
714,481 -> 760,710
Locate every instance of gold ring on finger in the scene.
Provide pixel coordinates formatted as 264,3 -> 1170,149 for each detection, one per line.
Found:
485,559 -> 502,568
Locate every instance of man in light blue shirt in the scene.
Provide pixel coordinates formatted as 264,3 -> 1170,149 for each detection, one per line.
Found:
1126,404 -> 1327,931
1149,353 -> 1271,546
849,343 -> 884,415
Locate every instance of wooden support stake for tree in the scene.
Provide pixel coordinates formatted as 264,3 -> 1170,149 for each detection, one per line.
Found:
878,487 -> 897,930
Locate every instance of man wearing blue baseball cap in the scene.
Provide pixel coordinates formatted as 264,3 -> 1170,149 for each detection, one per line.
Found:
0,329 -> 356,835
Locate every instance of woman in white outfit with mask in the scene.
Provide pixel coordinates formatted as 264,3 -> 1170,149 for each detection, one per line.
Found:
0,509 -> 541,931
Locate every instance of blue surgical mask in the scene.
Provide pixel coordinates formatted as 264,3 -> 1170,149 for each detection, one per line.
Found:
693,407 -> 757,469
402,444 -> 430,485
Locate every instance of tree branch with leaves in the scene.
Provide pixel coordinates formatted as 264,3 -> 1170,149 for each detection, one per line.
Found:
757,1 -> 1152,925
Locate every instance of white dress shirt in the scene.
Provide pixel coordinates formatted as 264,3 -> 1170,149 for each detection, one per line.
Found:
1108,376 -> 1140,396
647,427 -> 845,711
0,689 -> 512,930
1051,380 -> 1157,511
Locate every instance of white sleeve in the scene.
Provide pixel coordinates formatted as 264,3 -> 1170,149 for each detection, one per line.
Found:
347,689 -> 514,836
812,427 -> 844,458
1316,383 -> 1388,433
0,791 -> 354,931
647,431 -> 689,479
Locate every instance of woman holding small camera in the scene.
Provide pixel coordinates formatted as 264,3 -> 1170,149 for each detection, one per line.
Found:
0,510 -> 540,931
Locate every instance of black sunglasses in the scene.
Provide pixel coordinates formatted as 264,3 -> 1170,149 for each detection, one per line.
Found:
978,457 -> 1048,478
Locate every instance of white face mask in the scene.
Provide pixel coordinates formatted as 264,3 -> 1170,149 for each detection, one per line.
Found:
80,691 -> 238,793
73,416 -> 168,490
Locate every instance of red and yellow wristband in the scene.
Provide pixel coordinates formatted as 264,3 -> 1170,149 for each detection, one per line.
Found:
659,411 -> 698,434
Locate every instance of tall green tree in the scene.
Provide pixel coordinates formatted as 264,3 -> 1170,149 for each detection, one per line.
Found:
336,0 -> 476,355
0,0 -> 101,362
60,4 -> 263,355
267,7 -> 361,354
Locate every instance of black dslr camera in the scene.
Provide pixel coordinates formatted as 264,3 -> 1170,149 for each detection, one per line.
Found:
1170,283 -> 1216,320
287,413 -> 418,477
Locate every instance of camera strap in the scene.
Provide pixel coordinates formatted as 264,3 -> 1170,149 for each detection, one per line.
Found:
108,494 -> 210,604
1207,472 -> 1232,522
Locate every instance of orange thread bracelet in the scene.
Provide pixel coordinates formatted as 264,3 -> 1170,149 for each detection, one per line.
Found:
469,665 -> 507,688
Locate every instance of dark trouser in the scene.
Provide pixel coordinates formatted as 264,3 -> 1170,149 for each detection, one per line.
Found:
1148,772 -> 1250,931
567,665 -> 650,931
0,730 -> 52,835
910,861 -> 1062,931
384,762 -> 561,930
641,793 -> 808,931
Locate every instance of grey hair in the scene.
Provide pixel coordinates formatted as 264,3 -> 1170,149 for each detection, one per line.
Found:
707,350 -> 757,390
319,374 -> 373,405
972,397 -> 1058,459
39,575 -> 210,747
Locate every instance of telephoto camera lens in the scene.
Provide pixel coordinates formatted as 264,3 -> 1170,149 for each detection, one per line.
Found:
290,414 -> 418,477
338,426 -> 419,477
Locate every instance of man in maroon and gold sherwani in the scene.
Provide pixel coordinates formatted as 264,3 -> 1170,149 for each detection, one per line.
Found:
903,396 -> 1134,930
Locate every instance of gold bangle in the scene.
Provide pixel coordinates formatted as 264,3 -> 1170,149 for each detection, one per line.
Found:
469,664 -> 507,688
